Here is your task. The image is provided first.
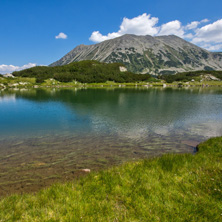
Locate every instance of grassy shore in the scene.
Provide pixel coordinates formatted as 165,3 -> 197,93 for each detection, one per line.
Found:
1,76 -> 222,90
0,137 -> 221,221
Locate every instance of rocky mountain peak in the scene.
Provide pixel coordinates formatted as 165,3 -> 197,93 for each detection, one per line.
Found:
50,34 -> 222,75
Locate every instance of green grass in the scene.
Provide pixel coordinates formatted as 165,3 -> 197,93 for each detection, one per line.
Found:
0,137 -> 221,221
0,77 -> 35,89
1,75 -> 222,90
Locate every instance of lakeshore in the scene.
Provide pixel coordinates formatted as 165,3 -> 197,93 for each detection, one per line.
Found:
1,64 -> 222,90
1,76 -> 222,90
0,137 -> 221,221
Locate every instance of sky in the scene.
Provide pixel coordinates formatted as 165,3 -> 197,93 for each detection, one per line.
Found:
0,0 -> 222,74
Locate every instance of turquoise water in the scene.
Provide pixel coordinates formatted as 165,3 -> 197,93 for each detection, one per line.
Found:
0,88 -> 222,140
0,87 -> 222,195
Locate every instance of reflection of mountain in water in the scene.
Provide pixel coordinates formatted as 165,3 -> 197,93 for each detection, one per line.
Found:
1,88 -> 222,139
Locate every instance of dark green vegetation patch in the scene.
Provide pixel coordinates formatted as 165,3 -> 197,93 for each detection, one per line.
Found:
159,70 -> 222,83
13,61 -> 151,83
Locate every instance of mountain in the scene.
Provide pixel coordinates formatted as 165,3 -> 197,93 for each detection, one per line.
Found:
50,34 -> 222,75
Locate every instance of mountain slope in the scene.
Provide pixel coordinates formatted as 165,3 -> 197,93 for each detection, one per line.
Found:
50,34 -> 222,75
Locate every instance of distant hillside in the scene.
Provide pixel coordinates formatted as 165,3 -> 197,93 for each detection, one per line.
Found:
158,70 -> 222,83
50,34 -> 222,75
12,60 -> 151,83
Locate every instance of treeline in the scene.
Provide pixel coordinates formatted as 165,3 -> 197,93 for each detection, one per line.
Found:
12,61 -> 151,83
159,70 -> 222,83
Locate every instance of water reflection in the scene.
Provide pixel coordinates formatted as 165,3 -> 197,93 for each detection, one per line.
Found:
0,88 -> 222,139
0,94 -> 15,103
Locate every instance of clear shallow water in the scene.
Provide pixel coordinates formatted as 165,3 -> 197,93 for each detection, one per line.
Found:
0,87 -> 222,195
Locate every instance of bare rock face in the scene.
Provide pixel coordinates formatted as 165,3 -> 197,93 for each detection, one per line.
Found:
50,34 -> 222,75
4,73 -> 15,78
119,66 -> 127,72
201,74 -> 221,81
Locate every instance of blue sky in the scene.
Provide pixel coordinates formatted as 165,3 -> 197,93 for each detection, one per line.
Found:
0,0 -> 222,73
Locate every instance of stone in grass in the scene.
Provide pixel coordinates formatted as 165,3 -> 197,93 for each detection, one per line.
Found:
81,169 -> 91,173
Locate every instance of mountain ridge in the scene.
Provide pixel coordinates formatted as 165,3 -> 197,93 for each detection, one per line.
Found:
50,34 -> 222,75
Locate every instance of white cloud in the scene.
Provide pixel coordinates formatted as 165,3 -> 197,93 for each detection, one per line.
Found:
0,63 -> 37,74
184,33 -> 194,39
89,13 -> 222,51
201,19 -> 209,23
185,19 -> 209,30
192,19 -> 222,44
90,15 -> 185,42
158,20 -> 184,37
90,31 -> 121,42
119,13 -> 159,35
200,43 -> 222,51
89,13 -> 159,42
55,32 -> 68,39
186,21 -> 200,30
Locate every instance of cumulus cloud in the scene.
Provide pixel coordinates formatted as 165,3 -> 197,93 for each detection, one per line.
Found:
55,32 -> 68,39
90,31 -> 121,42
89,13 -> 159,42
89,13 -> 222,51
0,63 -> 37,74
186,21 -> 200,30
158,20 -> 184,37
185,19 -> 209,30
192,19 -> 222,44
119,13 -> 159,35
201,43 -> 222,51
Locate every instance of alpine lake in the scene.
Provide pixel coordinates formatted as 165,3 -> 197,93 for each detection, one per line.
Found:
0,87 -> 222,196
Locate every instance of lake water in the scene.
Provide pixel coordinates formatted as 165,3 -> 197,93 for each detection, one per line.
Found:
0,87 -> 222,195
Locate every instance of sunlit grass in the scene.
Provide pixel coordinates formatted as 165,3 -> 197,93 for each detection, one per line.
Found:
1,75 -> 222,89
